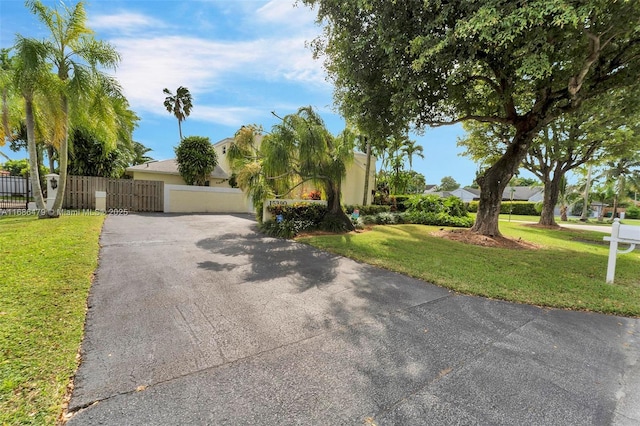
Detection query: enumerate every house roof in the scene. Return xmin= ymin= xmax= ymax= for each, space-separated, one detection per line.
xmin=126 ymin=159 xmax=229 ymax=179
xmin=503 ymin=186 xmax=543 ymax=201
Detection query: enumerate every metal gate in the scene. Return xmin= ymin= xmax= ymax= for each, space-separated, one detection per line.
xmin=0 ymin=174 xmax=30 ymax=210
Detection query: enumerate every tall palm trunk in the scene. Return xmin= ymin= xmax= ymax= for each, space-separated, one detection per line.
xmin=363 ymin=138 xmax=371 ymax=205
xmin=579 ymin=164 xmax=592 ymax=221
xmin=25 ymin=96 xmax=45 ymax=210
xmin=51 ymin=95 xmax=68 ymax=214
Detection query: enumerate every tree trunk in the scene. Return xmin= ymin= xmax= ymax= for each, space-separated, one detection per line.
xmin=611 ymin=195 xmax=618 ymax=220
xmin=539 ymin=176 xmax=561 ymax=226
xmin=25 ymin=97 xmax=45 ymax=210
xmin=50 ymin=95 xmax=68 ymax=215
xmin=560 ymin=205 xmax=568 ymax=221
xmin=47 ymin=145 xmax=55 ymax=173
xmin=2 ymin=87 xmax=10 ymax=140
xmin=579 ymin=164 xmax=592 ymax=221
xmin=472 ymin=129 xmax=534 ymax=236
xmin=363 ymin=138 xmax=371 ymax=205
xmin=325 ymin=179 xmax=355 ymax=231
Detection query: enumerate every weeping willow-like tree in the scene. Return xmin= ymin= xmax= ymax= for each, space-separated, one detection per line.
xmin=229 ymin=106 xmax=356 ymax=230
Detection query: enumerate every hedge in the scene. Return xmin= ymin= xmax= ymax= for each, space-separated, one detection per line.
xmin=466 ymin=201 xmax=539 ymax=216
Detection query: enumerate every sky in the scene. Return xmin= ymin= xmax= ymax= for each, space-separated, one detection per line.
xmin=1 ymin=0 xmax=483 ymax=187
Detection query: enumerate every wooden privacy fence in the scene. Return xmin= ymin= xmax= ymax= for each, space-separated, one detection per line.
xmin=64 ymin=175 xmax=163 ymax=212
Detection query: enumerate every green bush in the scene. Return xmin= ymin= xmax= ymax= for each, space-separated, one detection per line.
xmin=359 ymin=211 xmax=473 ymax=228
xmin=401 ymin=211 xmax=474 ymax=227
xmin=443 ymin=196 xmax=468 ymax=217
xmin=404 ymin=194 xmax=446 ymax=214
xmin=466 ymin=200 xmax=539 ymax=216
xmin=262 ymin=202 xmax=328 ymax=238
xmin=318 ymin=215 xmax=350 ymax=233
xmin=344 ymin=204 xmax=391 ymax=215
xmin=404 ymin=195 xmax=468 ymax=217
xmin=625 ymin=205 xmax=640 ymax=219
xmin=267 ymin=202 xmax=327 ymax=223
xmin=393 ymin=195 xmax=411 ymax=212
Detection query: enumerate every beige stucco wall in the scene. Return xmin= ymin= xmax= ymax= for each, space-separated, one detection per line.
xmin=341 ymin=153 xmax=376 ymax=206
xmin=212 ymin=136 xmax=376 ymax=206
xmin=164 ymin=185 xmax=252 ymax=213
xmin=214 ymin=138 xmax=234 ymax=175
xmin=131 ymin=171 xmax=229 ymax=188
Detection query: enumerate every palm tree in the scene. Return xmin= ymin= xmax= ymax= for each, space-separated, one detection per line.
xmin=229 ymin=107 xmax=355 ymax=230
xmin=601 ymin=154 xmax=640 ymax=219
xmin=12 ymin=37 xmax=49 ymax=210
xmin=401 ymin=139 xmax=424 ymax=171
xmin=163 ymin=86 xmax=192 ymax=141
xmin=25 ymin=0 xmax=121 ymax=214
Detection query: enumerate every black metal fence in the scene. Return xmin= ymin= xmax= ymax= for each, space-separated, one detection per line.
xmin=0 ymin=174 xmax=31 ymax=210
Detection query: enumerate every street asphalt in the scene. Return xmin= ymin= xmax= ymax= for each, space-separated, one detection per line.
xmin=66 ymin=213 xmax=639 ymax=425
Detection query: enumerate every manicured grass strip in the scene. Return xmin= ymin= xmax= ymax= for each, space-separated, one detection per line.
xmin=0 ymin=214 xmax=104 ymax=425
xmin=297 ymin=222 xmax=640 ymax=317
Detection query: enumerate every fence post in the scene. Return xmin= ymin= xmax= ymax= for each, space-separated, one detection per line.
xmin=605 ymin=219 xmax=621 ymax=284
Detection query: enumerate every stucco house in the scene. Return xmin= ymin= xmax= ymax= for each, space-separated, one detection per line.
xmin=127 ymin=159 xmax=230 ymax=187
xmin=125 ymin=137 xmax=376 ymax=213
xmin=212 ymin=137 xmax=376 ymax=206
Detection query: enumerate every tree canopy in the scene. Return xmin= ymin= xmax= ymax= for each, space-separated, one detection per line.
xmin=303 ymin=0 xmax=640 ymax=235
xmin=174 ymin=135 xmax=218 ymax=186
xmin=229 ymin=107 xmax=356 ymax=230
xmin=163 ymin=86 xmax=193 ymax=141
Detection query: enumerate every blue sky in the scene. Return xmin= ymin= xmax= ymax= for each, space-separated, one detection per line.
xmin=1 ymin=0 xmax=483 ymax=187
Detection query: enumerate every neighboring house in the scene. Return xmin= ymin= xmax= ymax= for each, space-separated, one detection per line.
xmin=451 ymin=188 xmax=479 ymax=202
xmin=428 ymin=186 xmax=543 ymax=203
xmin=423 ymin=185 xmax=438 ymax=194
xmin=126 ymin=159 xmax=230 ymax=187
xmin=503 ymin=186 xmax=543 ymax=202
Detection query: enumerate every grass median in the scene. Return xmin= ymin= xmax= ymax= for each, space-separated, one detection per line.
xmin=297 ymin=221 xmax=640 ymax=317
xmin=0 ymin=214 xmax=104 ymax=425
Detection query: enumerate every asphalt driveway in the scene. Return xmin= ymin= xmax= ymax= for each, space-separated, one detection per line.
xmin=67 ymin=214 xmax=639 ymax=425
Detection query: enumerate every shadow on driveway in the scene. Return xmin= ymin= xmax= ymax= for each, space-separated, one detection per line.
xmin=67 ymin=214 xmax=640 ymax=425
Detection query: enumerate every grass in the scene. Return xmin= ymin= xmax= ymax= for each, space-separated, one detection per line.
xmin=297 ymin=221 xmax=640 ymax=317
xmin=0 ymin=214 xmax=104 ymax=425
xmin=497 ymin=213 xmax=640 ymax=227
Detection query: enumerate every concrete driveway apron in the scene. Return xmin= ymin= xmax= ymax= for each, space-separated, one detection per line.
xmin=67 ymin=214 xmax=640 ymax=425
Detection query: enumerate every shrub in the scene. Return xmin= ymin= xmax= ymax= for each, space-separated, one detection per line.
xmin=401 ymin=211 xmax=474 ymax=227
xmin=344 ymin=204 xmax=391 ymax=215
xmin=625 ymin=205 xmax=640 ymax=219
xmin=174 ymin=136 xmax=218 ymax=186
xmin=318 ymin=215 xmax=350 ymax=233
xmin=267 ymin=202 xmax=327 ymax=223
xmin=467 ymin=200 xmax=539 ymax=216
xmin=404 ymin=194 xmax=468 ymax=217
xmin=262 ymin=202 xmax=328 ymax=237
xmin=443 ymin=196 xmax=468 ymax=217
xmin=404 ymin=194 xmax=446 ymax=214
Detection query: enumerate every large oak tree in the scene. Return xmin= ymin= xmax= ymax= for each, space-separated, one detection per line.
xmin=303 ymin=0 xmax=640 ymax=236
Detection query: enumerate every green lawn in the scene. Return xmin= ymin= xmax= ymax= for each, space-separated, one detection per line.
xmin=298 ymin=221 xmax=640 ymax=317
xmin=0 ymin=214 xmax=104 ymax=425
xmin=498 ymin=213 xmax=640 ymax=227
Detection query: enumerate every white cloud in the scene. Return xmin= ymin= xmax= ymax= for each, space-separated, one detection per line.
xmin=110 ymin=34 xmax=328 ymax=119
xmin=256 ymin=1 xmax=316 ymax=26
xmin=191 ymin=106 xmax=263 ymax=127
xmin=90 ymin=12 xmax=165 ymax=33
